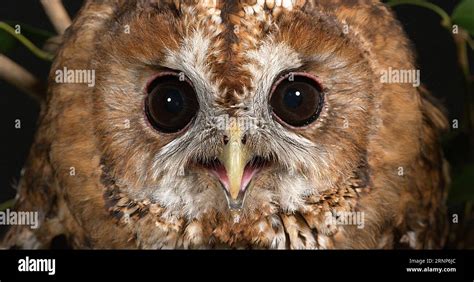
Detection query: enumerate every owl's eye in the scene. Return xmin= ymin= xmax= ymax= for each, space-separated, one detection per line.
xmin=145 ymin=74 xmax=199 ymax=133
xmin=270 ymin=74 xmax=324 ymax=127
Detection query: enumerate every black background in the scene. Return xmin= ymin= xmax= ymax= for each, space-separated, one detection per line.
xmin=0 ymin=250 xmax=473 ymax=281
xmin=0 ymin=0 xmax=83 ymax=203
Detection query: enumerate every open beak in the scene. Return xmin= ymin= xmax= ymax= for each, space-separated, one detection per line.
xmin=216 ymin=122 xmax=253 ymax=211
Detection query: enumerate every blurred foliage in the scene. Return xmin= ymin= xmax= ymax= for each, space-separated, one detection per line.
xmin=0 ymin=199 xmax=15 ymax=212
xmin=452 ymin=0 xmax=474 ymax=36
xmin=449 ymin=164 xmax=474 ymax=202
xmin=0 ymin=21 xmax=54 ymax=60
xmin=0 ymin=21 xmax=54 ymax=211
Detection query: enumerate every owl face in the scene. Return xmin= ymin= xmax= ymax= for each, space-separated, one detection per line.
xmin=92 ymin=1 xmax=375 ymax=225
xmin=2 ymin=0 xmax=447 ymax=250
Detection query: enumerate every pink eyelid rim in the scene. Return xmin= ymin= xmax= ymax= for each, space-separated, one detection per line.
xmin=270 ymin=71 xmax=323 ymax=94
xmin=270 ymin=72 xmax=324 ymax=130
xmin=144 ymin=71 xmax=194 ymax=94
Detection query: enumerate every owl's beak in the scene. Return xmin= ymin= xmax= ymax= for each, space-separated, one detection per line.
xmin=218 ymin=122 xmax=252 ymax=210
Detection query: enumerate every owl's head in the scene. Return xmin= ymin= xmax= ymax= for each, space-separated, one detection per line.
xmin=49 ymin=0 xmax=443 ymax=248
xmin=89 ymin=0 xmax=377 ymax=221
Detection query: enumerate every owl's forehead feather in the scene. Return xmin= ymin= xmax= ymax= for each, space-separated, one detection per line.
xmin=131 ymin=0 xmax=311 ymax=33
xmin=141 ymin=0 xmax=307 ymax=16
xmin=103 ymin=0 xmax=370 ymax=106
xmin=117 ymin=1 xmax=314 ymax=102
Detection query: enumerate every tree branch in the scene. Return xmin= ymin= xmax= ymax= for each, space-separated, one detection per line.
xmin=40 ymin=0 xmax=72 ymax=34
xmin=0 ymin=54 xmax=46 ymax=102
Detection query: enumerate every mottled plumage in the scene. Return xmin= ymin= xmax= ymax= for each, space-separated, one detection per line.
xmin=2 ymin=0 xmax=448 ymax=249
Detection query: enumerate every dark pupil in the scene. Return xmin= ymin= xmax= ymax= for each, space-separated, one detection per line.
xmin=163 ymin=89 xmax=184 ymax=113
xmin=284 ymin=88 xmax=303 ymax=109
xmin=146 ymin=75 xmax=198 ymax=133
xmin=270 ymin=75 xmax=323 ymax=127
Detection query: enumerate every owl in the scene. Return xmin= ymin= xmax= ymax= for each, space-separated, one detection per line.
xmin=2 ymin=0 xmax=449 ymax=249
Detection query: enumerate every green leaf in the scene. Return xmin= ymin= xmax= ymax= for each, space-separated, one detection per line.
xmin=0 ymin=198 xmax=15 ymax=211
xmin=452 ymin=0 xmax=474 ymax=36
xmin=448 ymin=164 xmax=474 ymax=203
xmin=0 ymin=28 xmax=17 ymax=53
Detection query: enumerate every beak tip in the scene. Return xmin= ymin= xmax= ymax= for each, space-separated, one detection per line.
xmin=225 ymin=190 xmax=245 ymax=210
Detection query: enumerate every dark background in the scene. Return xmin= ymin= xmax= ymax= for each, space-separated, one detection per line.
xmin=0 ymin=0 xmax=83 ymax=201
xmin=0 ymin=0 xmax=472 ymax=247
